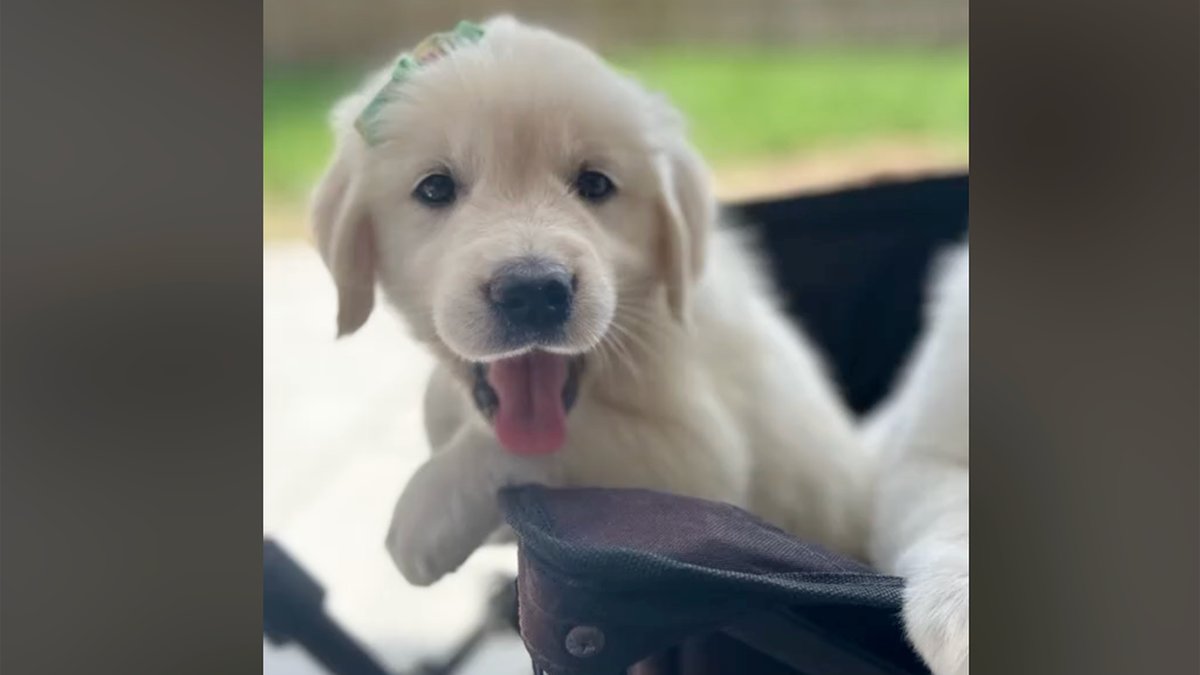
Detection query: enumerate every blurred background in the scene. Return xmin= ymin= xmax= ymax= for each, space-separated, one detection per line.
xmin=263 ymin=0 xmax=968 ymax=240
xmin=263 ymin=2 xmax=967 ymax=674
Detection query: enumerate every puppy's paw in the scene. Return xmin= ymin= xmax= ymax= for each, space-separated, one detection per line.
xmin=386 ymin=511 xmax=462 ymax=587
xmin=384 ymin=460 xmax=493 ymax=587
xmin=901 ymin=545 xmax=969 ymax=675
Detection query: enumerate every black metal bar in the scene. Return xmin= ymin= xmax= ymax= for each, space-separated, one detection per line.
xmin=264 ymin=538 xmax=395 ymax=675
xmin=265 ymin=538 xmax=522 ymax=675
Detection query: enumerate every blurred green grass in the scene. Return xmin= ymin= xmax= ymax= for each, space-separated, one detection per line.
xmin=264 ymin=49 xmax=968 ymax=199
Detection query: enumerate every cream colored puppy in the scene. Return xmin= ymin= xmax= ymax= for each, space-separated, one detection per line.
xmin=866 ymin=243 xmax=969 ymax=675
xmin=310 ymin=16 xmax=873 ymax=587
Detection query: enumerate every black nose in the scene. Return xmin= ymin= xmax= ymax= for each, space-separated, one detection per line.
xmin=489 ymin=263 xmax=574 ymax=333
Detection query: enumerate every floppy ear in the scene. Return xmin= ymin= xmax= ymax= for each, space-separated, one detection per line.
xmin=653 ymin=137 xmax=714 ymax=326
xmin=309 ymin=137 xmax=376 ymax=337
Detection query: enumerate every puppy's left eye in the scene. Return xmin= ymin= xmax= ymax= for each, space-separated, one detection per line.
xmin=573 ymin=170 xmax=616 ymax=203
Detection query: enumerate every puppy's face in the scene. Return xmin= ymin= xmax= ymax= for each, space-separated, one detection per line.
xmin=311 ymin=17 xmax=713 ymax=457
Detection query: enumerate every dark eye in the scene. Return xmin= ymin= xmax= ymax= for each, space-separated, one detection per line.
xmin=573 ymin=170 xmax=616 ymax=203
xmin=413 ymin=174 xmax=456 ymax=206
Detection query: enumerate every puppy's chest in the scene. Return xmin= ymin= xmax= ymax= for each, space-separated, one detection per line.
xmin=557 ymin=398 xmax=752 ymax=506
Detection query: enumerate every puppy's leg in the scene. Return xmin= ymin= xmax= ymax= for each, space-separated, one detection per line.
xmin=386 ymin=426 xmax=560 ymax=586
xmin=423 ymin=366 xmax=519 ymax=547
xmin=870 ymin=245 xmax=969 ymax=675
xmin=423 ymin=364 xmax=470 ymax=452
xmin=889 ymin=471 xmax=969 ymax=675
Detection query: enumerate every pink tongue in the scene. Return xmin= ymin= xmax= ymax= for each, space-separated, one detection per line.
xmin=486 ymin=352 xmax=569 ymax=456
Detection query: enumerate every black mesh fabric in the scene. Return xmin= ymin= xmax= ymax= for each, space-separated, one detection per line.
xmin=501 ymin=174 xmax=969 ymax=675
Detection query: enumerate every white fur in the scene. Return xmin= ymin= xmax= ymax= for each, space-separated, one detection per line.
xmin=309 ymin=16 xmax=874 ymax=588
xmin=866 ymin=243 xmax=969 ymax=675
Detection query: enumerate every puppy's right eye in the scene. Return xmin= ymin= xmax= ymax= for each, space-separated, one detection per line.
xmin=413 ymin=174 xmax=456 ymax=206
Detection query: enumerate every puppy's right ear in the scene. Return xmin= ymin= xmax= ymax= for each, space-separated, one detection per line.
xmin=309 ymin=121 xmax=376 ymax=337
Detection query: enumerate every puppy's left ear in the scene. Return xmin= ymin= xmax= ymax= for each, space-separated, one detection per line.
xmin=653 ymin=134 xmax=715 ymax=327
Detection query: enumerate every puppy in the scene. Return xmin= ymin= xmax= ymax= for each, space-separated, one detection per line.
xmin=866 ymin=243 xmax=969 ymax=675
xmin=309 ymin=16 xmax=874 ymax=587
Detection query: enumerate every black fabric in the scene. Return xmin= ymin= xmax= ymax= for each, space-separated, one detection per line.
xmin=728 ymin=173 xmax=968 ymax=415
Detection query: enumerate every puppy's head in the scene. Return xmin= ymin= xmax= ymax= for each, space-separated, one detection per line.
xmin=310 ymin=16 xmax=714 ymax=456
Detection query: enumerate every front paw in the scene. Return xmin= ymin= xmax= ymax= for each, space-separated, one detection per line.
xmin=386 ymin=509 xmax=462 ymax=586
xmin=902 ymin=551 xmax=969 ymax=675
xmin=384 ymin=461 xmax=494 ymax=587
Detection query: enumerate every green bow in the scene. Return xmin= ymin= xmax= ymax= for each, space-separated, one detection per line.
xmin=355 ymin=21 xmax=487 ymax=146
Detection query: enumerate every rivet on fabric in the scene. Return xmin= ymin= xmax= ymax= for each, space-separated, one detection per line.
xmin=564 ymin=625 xmax=605 ymax=658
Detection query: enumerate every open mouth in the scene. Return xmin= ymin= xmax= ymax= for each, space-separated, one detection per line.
xmin=471 ymin=352 xmax=583 ymax=457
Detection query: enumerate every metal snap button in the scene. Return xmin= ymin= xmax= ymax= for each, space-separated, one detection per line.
xmin=564 ymin=625 xmax=605 ymax=658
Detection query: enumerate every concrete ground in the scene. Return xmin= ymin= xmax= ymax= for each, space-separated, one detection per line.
xmin=263 ymin=243 xmax=530 ymax=675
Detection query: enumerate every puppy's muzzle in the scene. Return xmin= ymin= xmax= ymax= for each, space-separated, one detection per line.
xmin=488 ymin=260 xmax=575 ymax=342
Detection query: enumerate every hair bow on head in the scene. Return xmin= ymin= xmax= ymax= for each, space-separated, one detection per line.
xmin=355 ymin=21 xmax=487 ymax=146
